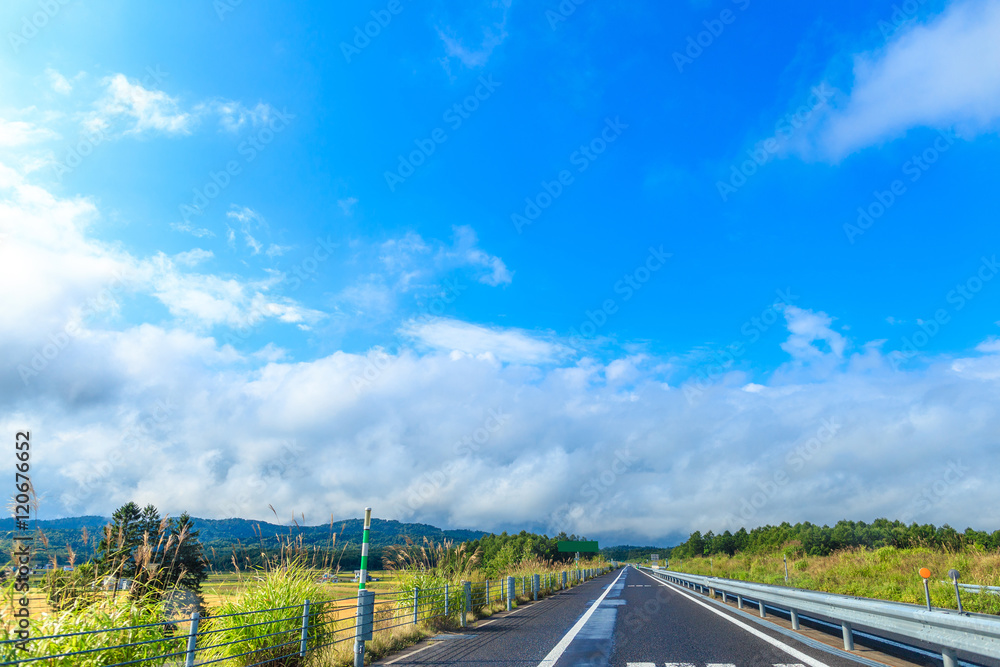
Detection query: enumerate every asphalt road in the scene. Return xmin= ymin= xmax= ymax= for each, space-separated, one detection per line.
xmin=375 ymin=566 xmax=867 ymax=667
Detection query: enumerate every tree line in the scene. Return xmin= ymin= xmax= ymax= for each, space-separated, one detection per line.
xmin=668 ymin=519 xmax=1000 ymax=559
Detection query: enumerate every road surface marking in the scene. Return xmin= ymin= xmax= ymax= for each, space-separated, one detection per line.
xmin=384 ymin=641 xmax=435 ymax=664
xmin=640 ymin=571 xmax=832 ymax=667
xmin=535 ymin=568 xmax=626 ymax=667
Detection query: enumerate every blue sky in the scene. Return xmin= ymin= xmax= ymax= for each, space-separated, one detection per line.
xmin=2 ymin=0 xmax=1000 ymax=545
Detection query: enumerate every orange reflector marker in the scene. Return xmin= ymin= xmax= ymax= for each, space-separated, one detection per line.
xmin=919 ymin=567 xmax=931 ymax=579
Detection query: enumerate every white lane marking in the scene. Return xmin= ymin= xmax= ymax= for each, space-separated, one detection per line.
xmin=639 ymin=571 xmax=832 ymax=667
xmin=535 ymin=569 xmax=626 ymax=667
xmin=626 ymin=663 xmax=657 ymax=666
xmin=384 ymin=641 xmax=435 ymax=664
xmin=664 ymin=663 xmax=697 ymax=667
xmin=706 ymin=664 xmax=735 ymax=667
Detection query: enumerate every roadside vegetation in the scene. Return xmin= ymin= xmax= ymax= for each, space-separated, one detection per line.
xmin=660 ymin=519 xmax=1000 ymax=615
xmin=2 ymin=505 xmax=606 ymax=665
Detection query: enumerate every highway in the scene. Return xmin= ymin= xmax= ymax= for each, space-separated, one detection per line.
xmin=375 ymin=566 xmax=867 ymax=667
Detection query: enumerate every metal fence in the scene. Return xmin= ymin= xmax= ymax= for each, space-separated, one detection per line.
xmin=0 ymin=566 xmax=612 ymax=666
xmin=639 ymin=566 xmax=1000 ymax=667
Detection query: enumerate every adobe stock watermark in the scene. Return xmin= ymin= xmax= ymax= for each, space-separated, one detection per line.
xmin=393 ymin=408 xmax=510 ymax=520
xmin=877 ymin=0 xmax=931 ymax=40
xmin=545 ymin=0 xmax=586 ymax=30
xmin=716 ymin=84 xmax=834 ymax=202
xmin=178 ymin=108 xmax=295 ymax=223
xmin=213 ymin=0 xmax=244 ymax=21
xmin=351 ymin=277 xmax=467 ymax=393
xmin=723 ymin=417 xmax=841 ymax=528
xmin=511 ymin=116 xmax=628 ymax=233
xmin=672 ymin=0 xmax=751 ymax=74
xmin=60 ymin=399 xmax=175 ymax=512
xmin=683 ymin=288 xmax=799 ymax=402
xmin=340 ymin=0 xmax=407 ymax=63
xmin=548 ymin=449 xmax=637 ymax=536
xmin=18 ymin=270 xmax=133 ymax=386
xmin=887 ymin=255 xmax=999 ymax=370
xmin=843 ymin=130 xmax=956 ymax=244
xmin=384 ymin=76 xmax=501 ymax=192
xmin=899 ymin=460 xmax=967 ymax=524
xmin=53 ymin=66 xmax=169 ymax=180
xmin=7 ymin=0 xmax=75 ymax=54
xmin=569 ymin=246 xmax=671 ymax=346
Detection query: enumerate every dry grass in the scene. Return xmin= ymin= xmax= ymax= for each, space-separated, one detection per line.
xmin=669 ymin=546 xmax=1000 ymax=614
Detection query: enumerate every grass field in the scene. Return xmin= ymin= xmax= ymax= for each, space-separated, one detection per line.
xmin=665 ymin=546 xmax=1000 ymax=615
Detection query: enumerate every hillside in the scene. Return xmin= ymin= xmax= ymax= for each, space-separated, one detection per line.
xmin=0 ymin=515 xmax=486 ymax=571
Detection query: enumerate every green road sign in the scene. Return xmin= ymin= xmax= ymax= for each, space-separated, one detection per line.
xmin=558 ymin=540 xmax=599 ymax=553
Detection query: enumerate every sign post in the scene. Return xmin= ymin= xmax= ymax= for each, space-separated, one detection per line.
xmin=354 ymin=508 xmax=374 ymax=667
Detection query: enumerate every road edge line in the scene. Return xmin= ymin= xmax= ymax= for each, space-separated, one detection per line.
xmin=637 ymin=569 xmax=889 ymax=667
xmin=639 ymin=569 xmax=833 ymax=667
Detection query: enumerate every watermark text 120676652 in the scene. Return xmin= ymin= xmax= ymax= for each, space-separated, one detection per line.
xmin=14 ymin=430 xmax=33 ymax=650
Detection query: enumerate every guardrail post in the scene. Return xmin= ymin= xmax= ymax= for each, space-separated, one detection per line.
xmin=486 ymin=579 xmax=490 ymax=606
xmin=709 ymin=587 xmax=715 ymax=598
xmin=507 ymin=576 xmax=515 ymax=611
xmin=758 ymin=600 xmax=766 ymax=618
xmin=533 ymin=574 xmax=539 ymax=601
xmin=299 ymin=600 xmax=310 ymax=657
xmin=413 ymin=587 xmax=419 ymax=625
xmin=842 ymin=622 xmax=854 ymax=651
xmin=445 ymin=583 xmax=450 ymax=617
xmin=790 ymin=608 xmax=799 ymax=630
xmin=942 ymin=648 xmax=959 ymax=667
xmin=562 ymin=571 xmax=567 ymax=590
xmin=184 ymin=611 xmax=200 ymax=667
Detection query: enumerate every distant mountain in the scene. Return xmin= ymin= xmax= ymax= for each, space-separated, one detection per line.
xmin=0 ymin=515 xmax=487 ymax=570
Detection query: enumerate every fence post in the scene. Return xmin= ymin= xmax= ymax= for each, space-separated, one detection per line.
xmin=184 ymin=611 xmax=200 ymax=667
xmin=507 ymin=576 xmax=515 ymax=611
xmin=299 ymin=600 xmax=310 ymax=658
xmin=532 ymin=574 xmax=539 ymax=601
xmin=460 ymin=580 xmax=467 ymax=628
xmin=562 ymin=571 xmax=566 ymax=590
xmin=486 ymin=579 xmax=490 ymax=606
xmin=464 ymin=580 xmax=472 ymax=625
xmin=445 ymin=582 xmax=450 ymax=617
xmin=413 ymin=587 xmax=419 ymax=625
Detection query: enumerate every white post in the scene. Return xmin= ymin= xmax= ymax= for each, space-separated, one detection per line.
xmin=299 ymin=600 xmax=310 ymax=657
xmin=184 ymin=612 xmax=200 ymax=667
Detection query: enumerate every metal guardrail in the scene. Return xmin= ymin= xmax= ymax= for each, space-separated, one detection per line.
xmin=639 ymin=567 xmax=1000 ymax=667
xmin=0 ymin=566 xmax=613 ymax=665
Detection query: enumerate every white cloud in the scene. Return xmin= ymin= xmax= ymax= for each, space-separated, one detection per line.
xmin=171 ymin=221 xmax=216 ymax=239
xmin=441 ymin=225 xmax=512 ymax=286
xmin=815 ymin=0 xmax=1000 ymax=157
xmin=338 ymin=197 xmax=358 ymax=216
xmin=199 ymin=100 xmax=273 ymax=133
xmin=436 ymin=0 xmax=511 ymax=72
xmin=0 ymin=118 xmax=59 ymax=147
xmin=174 ymin=248 xmax=214 ymax=267
xmin=780 ymin=306 xmax=848 ymax=361
xmin=87 ymin=74 xmax=194 ymax=136
xmin=226 ymin=205 xmax=268 ymax=255
xmin=402 ymin=317 xmax=569 ymax=364
xmin=45 ymin=68 xmax=73 ymax=95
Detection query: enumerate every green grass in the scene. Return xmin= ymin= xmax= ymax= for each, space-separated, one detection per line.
xmin=668 ymin=546 xmax=1000 ymax=615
